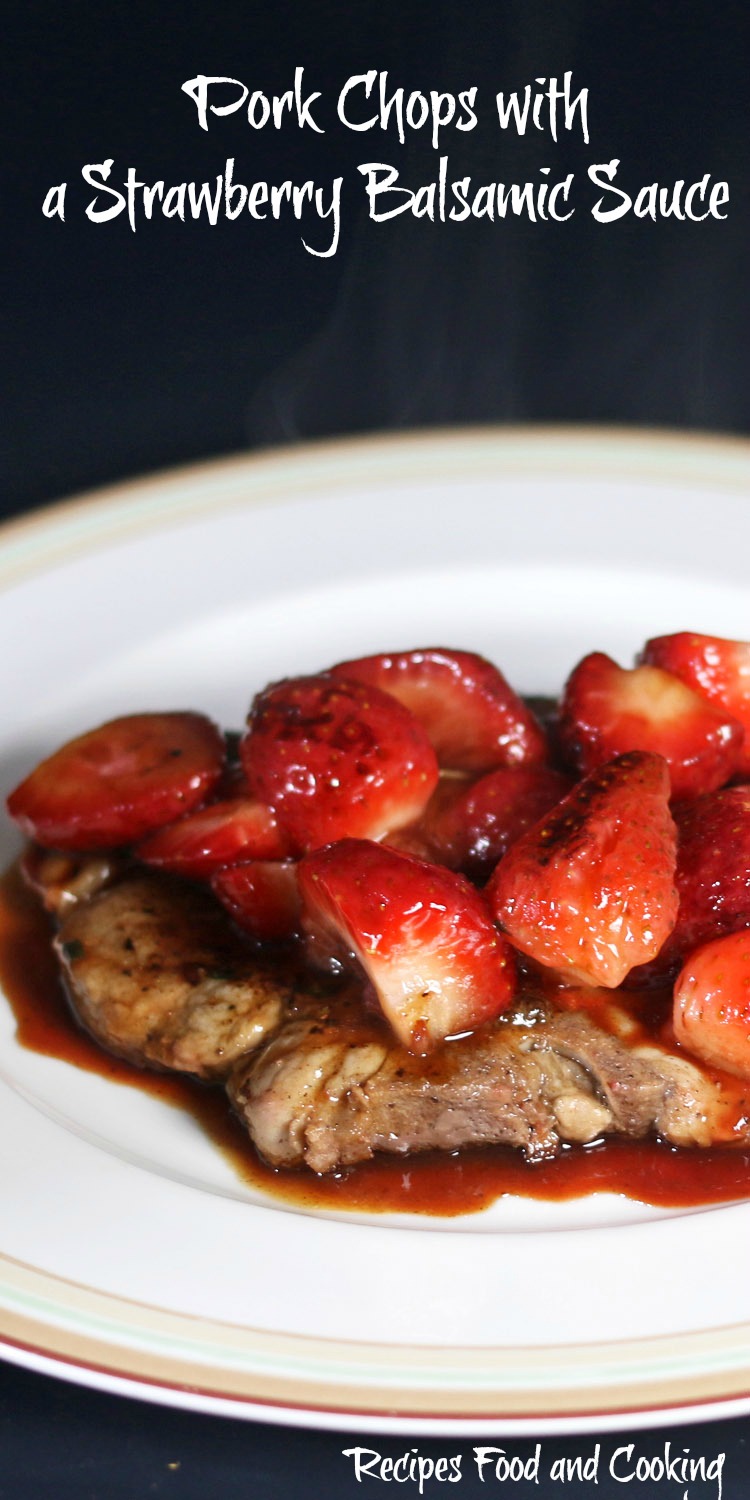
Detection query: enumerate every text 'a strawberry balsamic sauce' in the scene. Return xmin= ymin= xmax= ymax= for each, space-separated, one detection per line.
xmin=3 ymin=863 xmax=750 ymax=1219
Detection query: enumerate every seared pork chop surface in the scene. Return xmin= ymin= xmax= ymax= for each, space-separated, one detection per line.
xmin=55 ymin=874 xmax=297 ymax=1078
xmin=230 ymin=991 xmax=722 ymax=1174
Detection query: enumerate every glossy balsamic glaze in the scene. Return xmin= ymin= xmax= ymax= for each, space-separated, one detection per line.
xmin=2 ymin=863 xmax=750 ymax=1217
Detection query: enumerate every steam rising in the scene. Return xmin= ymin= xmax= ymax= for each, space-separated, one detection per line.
xmin=247 ymin=3 xmax=745 ymax=443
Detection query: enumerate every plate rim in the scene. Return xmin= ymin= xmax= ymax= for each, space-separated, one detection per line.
xmin=1 ymin=1246 xmax=750 ymax=1432
xmin=3 ymin=423 xmax=750 ymax=590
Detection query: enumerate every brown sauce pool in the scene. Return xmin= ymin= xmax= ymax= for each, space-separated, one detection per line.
xmin=2 ymin=863 xmax=750 ymax=1217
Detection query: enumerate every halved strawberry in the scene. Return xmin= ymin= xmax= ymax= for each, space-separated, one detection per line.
xmin=415 ymin=764 xmax=573 ymax=881
xmin=641 ymin=632 xmax=750 ymax=774
xmin=487 ymin=751 xmax=678 ymax=987
xmin=330 ymin=648 xmax=547 ymax=772
xmin=297 ymin=839 xmax=516 ymax=1052
xmin=674 ymin=931 xmax=750 ymax=1079
xmin=634 ymin=787 xmax=750 ymax=982
xmin=212 ymin=860 xmax=301 ymax=942
xmin=241 ymin=674 xmax=439 ymax=854
xmin=384 ymin=776 xmax=467 ymax=863
xmin=7 ymin=712 xmax=225 ymax=851
xmin=559 ymin=652 xmax=742 ymax=798
xmin=136 ymin=797 xmax=288 ymax=877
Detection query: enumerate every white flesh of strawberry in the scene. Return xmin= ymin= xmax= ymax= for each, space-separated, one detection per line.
xmin=618 ymin=664 xmax=707 ymax=723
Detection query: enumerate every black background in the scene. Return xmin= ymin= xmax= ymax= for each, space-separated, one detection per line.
xmin=3 ymin=2 xmax=750 ymax=1494
xmin=5 ymin=0 xmax=749 ymax=516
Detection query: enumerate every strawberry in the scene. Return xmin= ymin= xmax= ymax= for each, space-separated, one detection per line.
xmin=7 ymin=712 xmax=225 ymax=851
xmin=383 ymin=776 xmax=467 ymax=864
xmin=137 ymin=796 xmax=288 ymax=877
xmin=330 ymin=647 xmax=547 ymax=772
xmin=297 ymin=839 xmax=516 ymax=1051
xmin=631 ymin=787 xmax=750 ymax=983
xmin=413 ymin=764 xmax=573 ymax=881
xmin=486 ymin=751 xmax=678 ymax=987
xmin=559 ymin=651 xmax=742 ymax=798
xmin=641 ymin=632 xmax=750 ymax=774
xmin=674 ymin=931 xmax=750 ymax=1079
xmin=212 ymin=860 xmax=301 ymax=942
xmin=241 ymin=674 xmax=439 ymax=854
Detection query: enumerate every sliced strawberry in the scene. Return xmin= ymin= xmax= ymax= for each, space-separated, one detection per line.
xmin=330 ymin=648 xmax=547 ymax=773
xmin=487 ymin=751 xmax=678 ymax=987
xmin=241 ymin=674 xmax=439 ymax=854
xmin=383 ymin=776 xmax=466 ymax=864
xmin=559 ymin=651 xmax=742 ymax=797
xmin=136 ymin=797 xmax=288 ymax=878
xmin=631 ymin=787 xmax=750 ymax=985
xmin=671 ymin=786 xmax=750 ymax=949
xmin=212 ymin=860 xmax=301 ymax=942
xmin=641 ymin=632 xmax=750 ymax=774
xmin=415 ymin=764 xmax=573 ymax=881
xmin=674 ymin=931 xmax=750 ymax=1079
xmin=7 ymin=712 xmax=225 ymax=851
xmin=298 ymin=839 xmax=516 ymax=1052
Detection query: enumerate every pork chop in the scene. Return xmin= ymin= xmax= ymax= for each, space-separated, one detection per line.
xmin=229 ymin=989 xmax=723 ymax=1173
xmin=55 ymin=873 xmax=298 ymax=1078
xmin=43 ymin=862 xmax=733 ymax=1174
xmin=21 ymin=844 xmax=126 ymax=916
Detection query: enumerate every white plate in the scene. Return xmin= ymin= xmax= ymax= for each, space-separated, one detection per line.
xmin=1 ymin=427 xmax=750 ymax=1435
